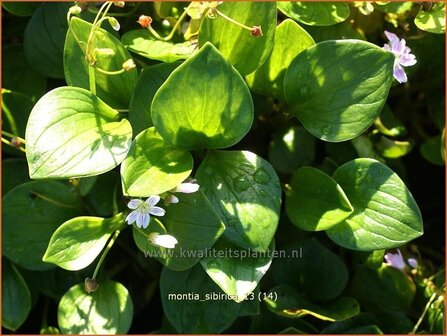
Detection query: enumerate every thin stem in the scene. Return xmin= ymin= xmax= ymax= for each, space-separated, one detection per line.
xmin=87 ymin=2 xmax=140 ymax=17
xmin=92 ymin=229 xmax=121 ymax=281
xmin=411 ymin=291 xmax=439 ymax=334
xmin=1 ymin=138 xmax=26 ymax=153
xmin=88 ymin=65 xmax=96 ymax=95
xmin=29 ymin=191 xmax=80 ymax=209
xmin=215 ymin=9 xmax=252 ymax=31
xmin=94 ymin=66 xmax=125 ymax=76
xmin=147 ymin=9 xmax=188 ymax=41
xmin=2 ymin=130 xmax=25 ymax=143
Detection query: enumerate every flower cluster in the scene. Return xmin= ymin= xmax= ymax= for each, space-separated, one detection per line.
xmin=125 ymin=181 xmax=200 ymax=249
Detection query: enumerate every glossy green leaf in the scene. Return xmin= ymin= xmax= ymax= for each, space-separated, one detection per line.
xmin=375 ymin=136 xmax=414 ymax=159
xmin=133 ymin=190 xmax=225 ymax=271
xmin=415 ymin=2 xmax=446 ymax=34
xmin=84 ymin=171 xmax=122 ymax=217
xmin=58 ymin=280 xmax=133 ymax=334
xmin=271 ymin=238 xmax=349 ymax=301
xmin=2 ymin=2 xmax=39 ymax=16
xmin=160 ymin=265 xmax=241 ymax=333
xmin=420 ymin=135 xmax=444 ymax=166
xmin=277 ymin=2 xmax=350 ymax=26
xmin=2 ymin=45 xmax=46 ymax=101
xmin=320 ymin=312 xmax=379 ymax=334
xmin=24 ymin=3 xmax=70 ymax=78
xmin=200 ymin=239 xmax=274 ymax=303
xmin=196 ymin=150 xmax=281 ymax=252
xmin=43 ymin=214 xmax=123 ymax=271
xmin=327 ymin=158 xmax=423 ymax=250
xmin=198 ymin=2 xmax=277 ymax=75
xmin=2 ymin=261 xmax=31 ymax=331
xmin=121 ymin=127 xmax=193 ymax=196
xmin=284 ymin=40 xmax=394 ymax=142
xmin=375 ymin=2 xmax=413 ymax=14
xmin=286 ymin=166 xmax=354 ymax=231
xmin=151 ymin=42 xmax=254 ymax=149
xmin=305 ymin=21 xmax=365 ymax=42
xmin=3 ymin=181 xmax=82 ymax=270
xmin=351 ymin=264 xmax=416 ymax=313
xmin=268 ymin=126 xmax=316 ymax=175
xmin=64 ymin=17 xmax=138 ymax=109
xmin=266 ymin=285 xmax=359 ymax=322
xmin=122 ymin=29 xmax=196 ymax=62
xmin=352 ymin=250 xmax=385 ymax=269
xmin=2 ymin=159 xmax=30 ymax=194
xmin=246 ymin=19 xmax=314 ymax=100
xmin=25 ymin=86 xmax=132 ymax=179
xmin=128 ymin=62 xmax=180 ymax=135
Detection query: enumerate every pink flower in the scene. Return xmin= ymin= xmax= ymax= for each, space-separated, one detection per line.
xmin=383 ymin=31 xmax=417 ymax=83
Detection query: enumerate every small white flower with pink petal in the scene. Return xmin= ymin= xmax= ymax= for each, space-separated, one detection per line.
xmin=383 ymin=30 xmax=417 ymax=84
xmin=126 ymin=196 xmax=165 ymax=229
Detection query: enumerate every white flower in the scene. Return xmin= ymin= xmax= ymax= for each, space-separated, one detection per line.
xmin=164 ymin=194 xmax=179 ymax=206
xmin=383 ymin=30 xmax=417 ymax=84
xmin=108 ymin=17 xmax=121 ymax=31
xmin=148 ymin=232 xmax=178 ymax=249
xmin=174 ymin=182 xmax=200 ymax=193
xmin=126 ymin=196 xmax=165 ymax=229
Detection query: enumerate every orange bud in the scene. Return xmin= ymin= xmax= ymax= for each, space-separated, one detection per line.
xmin=250 ymin=26 xmax=262 ymax=37
xmin=138 ymin=15 xmax=152 ymax=28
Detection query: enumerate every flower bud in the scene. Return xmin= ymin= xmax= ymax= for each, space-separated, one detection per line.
xmin=138 ymin=15 xmax=152 ymax=28
xmin=10 ymin=137 xmax=21 ymax=148
xmin=94 ymin=48 xmax=115 ymax=57
xmin=174 ymin=182 xmax=200 ymax=194
xmin=148 ymin=232 xmax=178 ymax=249
xmin=122 ymin=59 xmax=136 ymax=71
xmin=84 ymin=277 xmax=98 ymax=293
xmin=68 ymin=5 xmax=82 ymax=15
xmin=164 ymin=194 xmax=179 ymax=206
xmin=108 ymin=17 xmax=120 ymax=31
xmin=250 ymin=26 xmax=262 ymax=37
xmin=113 ymin=1 xmax=125 ymax=8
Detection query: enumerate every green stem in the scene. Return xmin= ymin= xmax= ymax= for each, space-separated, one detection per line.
xmin=92 ymin=229 xmax=121 ymax=281
xmin=1 ymin=138 xmax=26 ymax=153
xmin=215 ymin=9 xmax=253 ymax=31
xmin=411 ymin=291 xmax=439 ymax=334
xmin=2 ymin=130 xmax=25 ymax=143
xmin=94 ymin=66 xmax=125 ymax=76
xmin=87 ymin=2 xmax=140 ymax=17
xmin=147 ymin=9 xmax=188 ymax=41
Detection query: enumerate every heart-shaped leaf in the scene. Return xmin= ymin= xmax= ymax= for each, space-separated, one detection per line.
xmin=246 ymin=19 xmax=315 ymax=100
xmin=284 ymin=40 xmax=394 ymax=142
xmin=198 ymin=2 xmax=277 ymax=75
xmin=58 ymin=280 xmax=133 ymax=334
xmin=326 ymin=158 xmax=423 ymax=250
xmin=26 ymin=86 xmax=132 ymax=179
xmin=121 ymin=127 xmax=193 ymax=196
xmin=3 ymin=181 xmax=82 ymax=270
xmin=196 ymin=150 xmax=281 ymax=252
xmin=43 ymin=214 xmax=123 ymax=271
xmin=277 ymin=2 xmax=350 ymax=26
xmin=64 ymin=17 xmax=137 ymax=109
xmin=151 ymin=42 xmax=254 ymax=149
xmin=286 ymin=166 xmax=354 ymax=231
xmin=200 ymin=238 xmax=274 ymax=302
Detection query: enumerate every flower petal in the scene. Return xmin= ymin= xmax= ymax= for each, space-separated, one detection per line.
xmin=399 ymin=54 xmax=417 ymax=67
xmin=127 ymin=199 xmax=142 ymax=209
xmin=384 ymin=249 xmax=406 ymax=270
xmin=148 ymin=233 xmax=178 ymax=249
xmin=393 ymin=63 xmax=408 ymax=83
xmin=407 ymin=258 xmax=418 ymax=268
xmin=175 ymin=182 xmax=200 ymax=193
xmin=136 ymin=212 xmax=150 ymax=229
xmin=126 ymin=210 xmax=139 ymax=224
xmin=384 ymin=30 xmax=399 ymax=47
xmin=146 ymin=195 xmax=161 ymax=206
xmin=149 ymin=206 xmax=166 ymax=217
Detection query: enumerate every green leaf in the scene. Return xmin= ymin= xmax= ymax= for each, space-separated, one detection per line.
xmin=128 ymin=62 xmax=180 ymax=135
xmin=25 ymin=86 xmax=132 ymax=179
xmin=196 ymin=150 xmax=281 ymax=252
xmin=266 ymin=285 xmax=359 ymax=322
xmin=200 ymin=238 xmax=274 ymax=303
xmin=351 ymin=264 xmax=416 ymax=313
xmin=43 ymin=214 xmax=123 ymax=271
xmin=277 ymin=2 xmax=350 ymax=26
xmin=2 ymin=2 xmax=39 ymax=16
xmin=121 ymin=127 xmax=193 ymax=196
xmin=305 ymin=21 xmax=365 ymax=42
xmin=326 ymin=158 xmax=423 ymax=250
xmin=64 ymin=17 xmax=138 ymax=109
xmin=420 ymin=135 xmax=444 ymax=166
xmin=122 ymin=29 xmax=196 ymax=62
xmin=286 ymin=166 xmax=354 ymax=231
xmin=320 ymin=312 xmax=379 ymax=334
xmin=375 ymin=136 xmax=414 ymax=159
xmin=268 ymin=126 xmax=316 ymax=175
xmin=2 ymin=260 xmax=32 ymax=331
xmin=2 ymin=159 xmax=30 ymax=194
xmin=133 ymin=190 xmax=225 ymax=271
xmin=415 ymin=2 xmax=446 ymax=34
xmin=2 ymin=45 xmax=46 ymax=101
xmin=352 ymin=250 xmax=385 ymax=269
xmin=3 ymin=181 xmax=82 ymax=270
xmin=375 ymin=1 xmax=413 ymax=14
xmin=160 ymin=264 xmax=241 ymax=333
xmin=24 ymin=3 xmax=70 ymax=78
xmin=284 ymin=40 xmax=394 ymax=142
xmin=58 ymin=280 xmax=133 ymax=334
xmin=246 ymin=19 xmax=314 ymax=100
xmin=271 ymin=238 xmax=349 ymax=301
xmin=84 ymin=172 xmax=122 ymax=217
xmin=374 ymin=105 xmax=407 ymax=137
xmin=198 ymin=2 xmax=277 ymax=75
xmin=151 ymin=42 xmax=254 ymax=149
